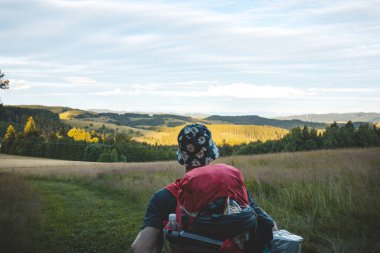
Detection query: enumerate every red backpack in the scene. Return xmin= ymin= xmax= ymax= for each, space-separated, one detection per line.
xmin=165 ymin=164 xmax=257 ymax=253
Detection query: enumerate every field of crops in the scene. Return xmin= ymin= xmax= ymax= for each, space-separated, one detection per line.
xmin=1 ymin=148 xmax=379 ymax=253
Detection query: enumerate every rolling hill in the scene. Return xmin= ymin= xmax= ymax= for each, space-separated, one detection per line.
xmin=4 ymin=105 xmax=377 ymax=147
xmin=0 ymin=106 xmax=67 ymax=137
xmin=0 ymin=105 xmax=292 ymax=146
xmin=276 ymin=112 xmax=380 ymax=123
xmin=204 ymin=115 xmax=326 ymax=129
xmin=134 ymin=124 xmax=289 ymax=146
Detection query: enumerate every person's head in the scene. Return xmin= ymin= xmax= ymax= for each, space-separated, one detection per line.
xmin=176 ymin=124 xmax=219 ymax=171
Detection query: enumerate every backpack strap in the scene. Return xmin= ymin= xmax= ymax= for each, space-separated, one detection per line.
xmin=165 ymin=179 xmax=180 ymax=198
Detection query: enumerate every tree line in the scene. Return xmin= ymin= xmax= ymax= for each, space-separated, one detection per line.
xmin=1 ymin=115 xmax=379 ymax=162
xmin=1 ymin=116 xmax=176 ymax=162
xmin=219 ymin=121 xmax=380 ymax=156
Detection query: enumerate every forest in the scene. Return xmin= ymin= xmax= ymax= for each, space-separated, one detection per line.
xmin=1 ymin=110 xmax=380 ymax=162
xmin=0 ymin=115 xmax=176 ymax=162
xmin=219 ymin=121 xmax=380 ymax=156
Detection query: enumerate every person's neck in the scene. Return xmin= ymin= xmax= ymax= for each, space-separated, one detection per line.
xmin=185 ymin=163 xmax=209 ymax=173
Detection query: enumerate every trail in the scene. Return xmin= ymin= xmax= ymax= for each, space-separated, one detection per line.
xmin=29 ymin=179 xmax=143 ymax=253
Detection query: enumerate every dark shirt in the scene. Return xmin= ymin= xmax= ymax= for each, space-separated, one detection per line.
xmin=142 ymin=188 xmax=177 ymax=230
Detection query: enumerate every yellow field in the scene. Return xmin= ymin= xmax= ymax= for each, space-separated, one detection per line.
xmin=134 ymin=124 xmax=289 ymax=146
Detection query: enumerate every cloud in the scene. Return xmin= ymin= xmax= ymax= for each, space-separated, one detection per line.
xmin=9 ymin=79 xmax=32 ymax=90
xmin=90 ymin=88 xmax=124 ymax=96
xmin=64 ymin=76 xmax=107 ymax=87
xmin=1 ymin=0 xmax=379 ymax=114
xmin=87 ymin=81 xmax=380 ymax=104
xmin=208 ymin=83 xmax=305 ymax=99
xmin=65 ymin=76 xmax=98 ymax=85
xmin=307 ymin=87 xmax=380 ymax=94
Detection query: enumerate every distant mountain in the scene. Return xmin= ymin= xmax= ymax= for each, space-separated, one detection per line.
xmin=204 ymin=115 xmax=326 ymax=129
xmin=87 ymin=109 xmax=130 ymax=114
xmin=73 ymin=112 xmax=198 ymax=128
xmin=11 ymin=105 xmax=72 ymax=114
xmin=182 ymin=113 xmax=210 ymax=119
xmin=276 ymin=113 xmax=380 ymax=123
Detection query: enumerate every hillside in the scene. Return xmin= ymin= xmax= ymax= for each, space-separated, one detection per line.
xmin=277 ymin=112 xmax=380 ymax=123
xmin=134 ymin=124 xmax=289 ymax=146
xmin=0 ymin=106 xmax=290 ymax=147
xmin=4 ymin=105 xmax=332 ymax=131
xmin=0 ymin=106 xmax=67 ymax=138
xmin=11 ymin=105 xmax=73 ymax=114
xmin=204 ymin=115 xmax=326 ymax=129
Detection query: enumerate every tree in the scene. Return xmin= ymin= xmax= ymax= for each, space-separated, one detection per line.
xmin=0 ymin=69 xmax=10 ymax=106
xmin=110 ymin=148 xmax=119 ymax=162
xmin=98 ymin=151 xmax=111 ymax=162
xmin=0 ymin=70 xmax=9 ymax=90
xmin=1 ymin=125 xmax=17 ymax=153
xmin=23 ymin=116 xmax=38 ymax=136
xmin=83 ymin=144 xmax=103 ymax=161
xmin=67 ymin=127 xmax=99 ymax=143
xmin=4 ymin=125 xmax=16 ymax=140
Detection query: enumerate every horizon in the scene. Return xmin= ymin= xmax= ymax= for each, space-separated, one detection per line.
xmin=4 ymin=103 xmax=380 ymax=119
xmin=1 ymin=0 xmax=380 ymax=115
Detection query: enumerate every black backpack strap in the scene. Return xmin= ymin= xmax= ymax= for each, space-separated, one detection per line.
xmin=245 ymin=191 xmax=275 ymax=252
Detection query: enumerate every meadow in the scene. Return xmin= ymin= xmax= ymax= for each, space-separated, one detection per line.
xmin=134 ymin=124 xmax=289 ymax=146
xmin=0 ymin=148 xmax=379 ymax=253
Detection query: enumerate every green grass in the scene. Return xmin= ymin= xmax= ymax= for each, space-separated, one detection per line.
xmin=1 ymin=148 xmax=379 ymax=253
xmin=27 ymin=178 xmax=145 ymax=253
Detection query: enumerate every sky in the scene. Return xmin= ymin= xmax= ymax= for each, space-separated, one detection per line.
xmin=1 ymin=0 xmax=380 ymax=117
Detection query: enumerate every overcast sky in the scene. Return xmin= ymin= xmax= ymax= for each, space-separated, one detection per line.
xmin=1 ymin=0 xmax=380 ymax=116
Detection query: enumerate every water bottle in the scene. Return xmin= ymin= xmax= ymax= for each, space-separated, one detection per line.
xmin=168 ymin=213 xmax=181 ymax=231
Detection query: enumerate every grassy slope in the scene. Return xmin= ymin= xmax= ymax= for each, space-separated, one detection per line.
xmin=63 ymin=119 xmax=289 ymax=146
xmin=1 ymin=148 xmax=379 ymax=253
xmin=62 ymin=119 xmax=154 ymax=136
xmin=135 ymin=124 xmax=289 ymax=146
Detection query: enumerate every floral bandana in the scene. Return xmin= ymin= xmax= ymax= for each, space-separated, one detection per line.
xmin=176 ymin=124 xmax=220 ymax=167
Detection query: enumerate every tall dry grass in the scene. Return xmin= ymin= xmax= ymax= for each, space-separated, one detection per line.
xmin=1 ymin=148 xmax=379 ymax=253
xmin=0 ymin=173 xmax=45 ymax=253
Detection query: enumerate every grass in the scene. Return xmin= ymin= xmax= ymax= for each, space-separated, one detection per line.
xmin=62 ymin=118 xmax=153 ymax=136
xmin=29 ymin=179 xmax=143 ymax=253
xmin=0 ymin=174 xmax=44 ymax=253
xmin=0 ymin=148 xmax=379 ymax=253
xmin=135 ymin=124 xmax=289 ymax=145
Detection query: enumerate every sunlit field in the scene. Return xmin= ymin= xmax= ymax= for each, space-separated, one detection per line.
xmin=134 ymin=124 xmax=289 ymax=146
xmin=1 ymin=148 xmax=379 ymax=253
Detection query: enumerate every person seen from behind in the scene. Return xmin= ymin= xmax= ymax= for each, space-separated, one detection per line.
xmin=131 ymin=124 xmax=276 ymax=253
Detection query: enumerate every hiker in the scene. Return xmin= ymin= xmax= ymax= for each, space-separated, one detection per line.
xmin=131 ymin=124 xmax=276 ymax=253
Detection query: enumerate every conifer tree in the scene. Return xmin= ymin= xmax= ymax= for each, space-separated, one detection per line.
xmin=1 ymin=124 xmax=17 ymax=153
xmin=24 ymin=116 xmax=37 ymax=136
xmin=4 ymin=125 xmax=16 ymax=139
xmin=110 ymin=148 xmax=119 ymax=162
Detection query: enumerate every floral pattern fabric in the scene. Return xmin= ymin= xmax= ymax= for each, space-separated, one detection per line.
xmin=176 ymin=124 xmax=219 ymax=167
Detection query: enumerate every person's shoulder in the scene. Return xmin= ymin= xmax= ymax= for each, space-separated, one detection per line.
xmin=154 ymin=187 xmax=176 ymax=200
xmin=208 ymin=163 xmax=240 ymax=171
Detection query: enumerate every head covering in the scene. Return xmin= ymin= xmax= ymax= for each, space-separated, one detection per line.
xmin=176 ymin=124 xmax=219 ymax=167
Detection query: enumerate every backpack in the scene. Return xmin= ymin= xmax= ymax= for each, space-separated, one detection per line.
xmin=164 ymin=164 xmax=258 ymax=253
